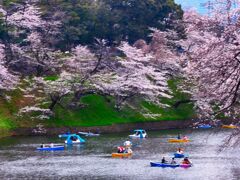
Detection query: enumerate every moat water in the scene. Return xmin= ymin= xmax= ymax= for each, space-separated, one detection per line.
xmin=0 ymin=129 xmax=239 ymax=180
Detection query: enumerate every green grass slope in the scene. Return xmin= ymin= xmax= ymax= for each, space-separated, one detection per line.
xmin=0 ymin=100 xmax=16 ymax=137
xmin=48 ymin=78 xmax=195 ymax=127
xmin=0 ymin=78 xmax=196 ymax=135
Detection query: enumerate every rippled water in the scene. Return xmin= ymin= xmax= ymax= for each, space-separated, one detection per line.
xmin=0 ymin=129 xmax=239 ymax=180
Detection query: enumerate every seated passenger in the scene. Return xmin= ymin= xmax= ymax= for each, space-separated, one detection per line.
xmin=177 ymin=148 xmax=184 ymax=154
xmin=117 ymin=146 xmax=125 ymax=153
xmin=124 ymin=141 xmax=132 ymax=147
xmin=161 ymin=157 xmax=168 ymax=164
xmin=183 ymin=136 xmax=188 ymax=140
xmin=171 ymin=158 xmax=177 ymax=164
xmin=124 ymin=147 xmax=133 ymax=154
xmin=182 ymin=157 xmax=191 ymax=164
xmin=177 ymin=134 xmax=181 ymax=139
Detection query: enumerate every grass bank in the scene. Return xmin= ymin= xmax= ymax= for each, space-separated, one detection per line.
xmin=0 ymin=78 xmax=196 ymax=136
xmin=47 ymin=79 xmax=195 ymax=127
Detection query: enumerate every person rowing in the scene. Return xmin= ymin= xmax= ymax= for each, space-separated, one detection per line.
xmin=161 ymin=157 xmax=168 ymax=164
xmin=171 ymin=158 xmax=177 ymax=164
xmin=182 ymin=157 xmax=191 ymax=164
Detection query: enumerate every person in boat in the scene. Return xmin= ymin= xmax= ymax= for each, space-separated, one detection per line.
xmin=161 ymin=157 xmax=168 ymax=164
xmin=177 ymin=134 xmax=181 ymax=139
xmin=177 ymin=148 xmax=184 ymax=154
xmin=171 ymin=158 xmax=177 ymax=164
xmin=182 ymin=157 xmax=191 ymax=164
xmin=70 ymin=136 xmax=77 ymax=141
xmin=125 ymin=147 xmax=133 ymax=154
xmin=123 ymin=141 xmax=132 ymax=153
xmin=124 ymin=141 xmax=132 ymax=148
xmin=40 ymin=143 xmax=44 ymax=148
xmin=183 ymin=136 xmax=188 ymax=140
xmin=117 ymin=146 xmax=125 ymax=153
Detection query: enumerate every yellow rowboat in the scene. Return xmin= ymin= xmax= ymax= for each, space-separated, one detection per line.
xmin=222 ymin=125 xmax=238 ymax=129
xmin=112 ymin=153 xmax=132 ymax=158
xmin=168 ymin=139 xmax=190 ymax=143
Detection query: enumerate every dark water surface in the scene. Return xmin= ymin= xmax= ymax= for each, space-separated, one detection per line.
xmin=0 ymin=129 xmax=239 ymax=180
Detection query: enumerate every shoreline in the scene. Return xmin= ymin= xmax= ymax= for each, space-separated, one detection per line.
xmin=11 ymin=120 xmax=192 ymax=137
xmin=1 ymin=118 xmax=237 ymax=138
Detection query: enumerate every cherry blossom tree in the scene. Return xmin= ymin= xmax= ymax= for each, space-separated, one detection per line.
xmin=143 ymin=28 xmax=182 ymax=76
xmin=181 ymin=0 xmax=240 ymax=117
xmin=37 ymin=39 xmax=174 ymax=112
xmin=5 ymin=4 xmax=43 ymax=30
xmin=0 ymin=3 xmax=43 ymax=64
xmin=0 ymin=2 xmax=63 ymax=75
xmin=0 ymin=43 xmax=18 ymax=92
xmin=35 ymin=40 xmax=112 ymax=111
xmin=96 ymin=42 xmax=172 ymax=110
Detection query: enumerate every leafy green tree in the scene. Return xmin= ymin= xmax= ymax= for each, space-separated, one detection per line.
xmin=37 ymin=0 xmax=183 ymax=48
xmin=101 ymin=0 xmax=183 ymax=43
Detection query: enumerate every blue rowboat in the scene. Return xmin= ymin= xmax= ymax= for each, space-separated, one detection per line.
xmin=198 ymin=124 xmax=212 ymax=129
xmin=37 ymin=145 xmax=64 ymax=151
xmin=150 ymin=162 xmax=180 ymax=168
xmin=174 ymin=153 xmax=185 ymax=158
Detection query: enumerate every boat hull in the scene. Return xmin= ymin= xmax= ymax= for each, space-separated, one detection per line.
xmin=150 ymin=162 xmax=180 ymax=168
xmin=150 ymin=162 xmax=192 ymax=168
xmin=65 ymin=140 xmax=82 ymax=144
xmin=37 ymin=146 xmax=64 ymax=151
xmin=112 ymin=153 xmax=132 ymax=158
xmin=129 ymin=134 xmax=147 ymax=138
xmin=222 ymin=125 xmax=238 ymax=129
xmin=198 ymin=125 xmax=212 ymax=129
xmin=78 ymin=132 xmax=100 ymax=136
xmin=168 ymin=139 xmax=190 ymax=143
xmin=180 ymin=164 xmax=192 ymax=168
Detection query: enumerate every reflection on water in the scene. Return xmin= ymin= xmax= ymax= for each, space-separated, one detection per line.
xmin=0 ymin=129 xmax=239 ymax=180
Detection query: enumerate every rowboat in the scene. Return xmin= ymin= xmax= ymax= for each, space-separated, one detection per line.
xmin=150 ymin=162 xmax=180 ymax=168
xmin=222 ymin=125 xmax=238 ymax=129
xmin=78 ymin=132 xmax=100 ymax=137
xmin=168 ymin=139 xmax=190 ymax=143
xmin=198 ymin=124 xmax=212 ymax=129
xmin=129 ymin=129 xmax=147 ymax=138
xmin=112 ymin=153 xmax=132 ymax=158
xmin=150 ymin=162 xmax=192 ymax=168
xmin=37 ymin=144 xmax=64 ymax=151
xmin=59 ymin=134 xmax=86 ymax=144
